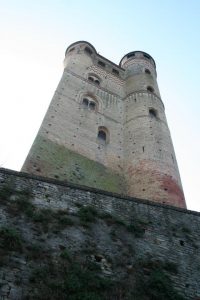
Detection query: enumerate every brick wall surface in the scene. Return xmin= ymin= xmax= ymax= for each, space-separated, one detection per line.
xmin=22 ymin=41 xmax=186 ymax=208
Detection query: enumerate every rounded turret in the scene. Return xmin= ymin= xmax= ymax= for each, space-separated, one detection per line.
xmin=121 ymin=50 xmax=185 ymax=208
xmin=120 ymin=51 xmax=160 ymax=98
xmin=63 ymin=41 xmax=96 ymax=73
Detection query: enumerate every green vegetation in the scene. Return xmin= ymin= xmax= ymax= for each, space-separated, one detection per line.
xmin=29 ymin=259 xmax=113 ymax=300
xmin=0 ymin=226 xmax=22 ymax=251
xmin=60 ymin=249 xmax=71 ymax=260
xmin=78 ymin=205 xmax=98 ymax=224
xmin=27 ymin=254 xmax=185 ymax=300
xmin=0 ymin=183 xmax=14 ymax=201
xmin=130 ymin=259 xmax=184 ymax=300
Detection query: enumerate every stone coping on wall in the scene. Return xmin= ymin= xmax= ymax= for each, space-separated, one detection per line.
xmin=0 ymin=167 xmax=197 ymax=216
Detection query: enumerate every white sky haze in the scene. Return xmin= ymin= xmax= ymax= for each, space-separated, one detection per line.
xmin=0 ymin=0 xmax=200 ymax=211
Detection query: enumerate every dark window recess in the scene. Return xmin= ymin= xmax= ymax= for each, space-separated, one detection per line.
xmin=98 ymin=61 xmax=106 ymax=67
xmin=127 ymin=52 xmax=135 ymax=58
xmin=142 ymin=146 xmax=145 ymax=152
xmin=98 ymin=130 xmax=106 ymax=141
xmin=112 ymin=68 xmax=119 ymax=75
xmin=145 ymin=69 xmax=151 ymax=74
xmin=85 ymin=47 xmax=93 ymax=55
xmin=69 ymin=47 xmax=75 ymax=52
xmin=143 ymin=53 xmax=151 ymax=59
xmin=149 ymin=108 xmax=157 ymax=118
xmin=88 ymin=76 xmax=94 ymax=82
xmin=89 ymin=102 xmax=96 ymax=110
xmin=94 ymin=79 xmax=100 ymax=85
xmin=83 ymin=98 xmax=89 ymax=107
xmin=147 ymin=86 xmax=154 ymax=93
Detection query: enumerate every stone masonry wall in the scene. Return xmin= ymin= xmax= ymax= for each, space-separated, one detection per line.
xmin=0 ymin=168 xmax=199 ymax=299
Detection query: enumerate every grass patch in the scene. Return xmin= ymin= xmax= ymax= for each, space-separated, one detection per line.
xmin=60 ymin=249 xmax=71 ymax=260
xmin=126 ymin=222 xmax=146 ymax=238
xmin=0 ymin=226 xmax=22 ymax=251
xmin=78 ymin=206 xmax=98 ymax=224
xmin=0 ymin=183 xmax=15 ymax=201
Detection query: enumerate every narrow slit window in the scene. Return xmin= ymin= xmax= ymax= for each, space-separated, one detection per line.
xmin=145 ymin=69 xmax=151 ymax=74
xmin=89 ymin=102 xmax=96 ymax=110
xmin=112 ymin=68 xmax=119 ymax=75
xmin=98 ymin=61 xmax=106 ymax=67
xmin=94 ymin=79 xmax=100 ymax=85
xmin=85 ymin=47 xmax=93 ymax=55
xmin=88 ymin=76 xmax=94 ymax=82
xmin=127 ymin=53 xmax=135 ymax=58
xmin=149 ymin=108 xmax=157 ymax=118
xmin=143 ymin=53 xmax=151 ymax=59
xmin=147 ymin=86 xmax=154 ymax=93
xmin=83 ymin=98 xmax=89 ymax=107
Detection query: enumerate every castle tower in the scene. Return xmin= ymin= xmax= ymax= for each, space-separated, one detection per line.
xmin=22 ymin=41 xmax=186 ymax=208
xmin=121 ymin=52 xmax=185 ymax=207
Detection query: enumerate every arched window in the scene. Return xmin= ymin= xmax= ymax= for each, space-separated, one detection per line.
xmin=88 ymin=74 xmax=101 ymax=86
xmin=88 ymin=76 xmax=94 ymax=82
xmin=82 ymin=98 xmax=89 ymax=107
xmin=149 ymin=108 xmax=158 ymax=118
xmin=82 ymin=96 xmax=97 ymax=112
xmin=84 ymin=47 xmax=93 ymax=55
xmin=97 ymin=126 xmax=109 ymax=144
xmin=145 ymin=69 xmax=151 ymax=74
xmin=147 ymin=86 xmax=154 ymax=93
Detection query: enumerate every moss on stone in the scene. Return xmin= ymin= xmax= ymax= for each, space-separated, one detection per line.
xmin=24 ymin=135 xmax=125 ymax=194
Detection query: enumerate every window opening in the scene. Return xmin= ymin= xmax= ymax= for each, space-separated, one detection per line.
xmin=85 ymin=47 xmax=93 ymax=55
xmin=112 ymin=68 xmax=119 ymax=75
xmin=127 ymin=53 xmax=135 ymax=58
xmin=88 ymin=76 xmax=94 ymax=82
xmin=88 ymin=74 xmax=101 ymax=86
xmin=145 ymin=69 xmax=151 ymax=74
xmin=143 ymin=53 xmax=151 ymax=59
xmin=147 ymin=86 xmax=154 ymax=93
xmin=94 ymin=79 xmax=100 ymax=85
xmin=82 ymin=97 xmax=97 ymax=112
xmin=89 ymin=102 xmax=96 ymax=110
xmin=98 ymin=130 xmax=106 ymax=141
xmin=97 ymin=126 xmax=109 ymax=144
xmin=83 ymin=98 xmax=89 ymax=107
xmin=149 ymin=108 xmax=157 ymax=118
xmin=98 ymin=61 xmax=106 ymax=67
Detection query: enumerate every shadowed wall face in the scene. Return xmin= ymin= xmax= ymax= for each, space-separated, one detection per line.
xmin=22 ymin=41 xmax=186 ymax=208
xmin=0 ymin=169 xmax=197 ymax=298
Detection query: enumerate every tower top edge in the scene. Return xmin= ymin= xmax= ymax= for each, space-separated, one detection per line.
xmin=65 ymin=41 xmax=156 ymax=70
xmin=119 ymin=51 xmax=156 ymax=69
xmin=65 ymin=41 xmax=97 ymax=56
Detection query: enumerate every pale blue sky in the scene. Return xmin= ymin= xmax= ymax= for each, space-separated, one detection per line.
xmin=0 ymin=0 xmax=200 ymax=211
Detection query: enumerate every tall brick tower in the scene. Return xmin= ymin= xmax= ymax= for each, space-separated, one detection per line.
xmin=22 ymin=41 xmax=186 ymax=208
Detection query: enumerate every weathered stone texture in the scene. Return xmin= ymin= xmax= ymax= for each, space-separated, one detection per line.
xmin=22 ymin=41 xmax=185 ymax=208
xmin=0 ymin=168 xmax=199 ymax=299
